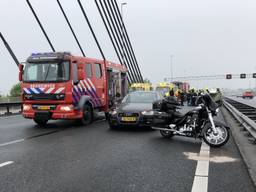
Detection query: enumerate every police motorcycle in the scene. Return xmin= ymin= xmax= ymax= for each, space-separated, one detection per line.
xmin=143 ymin=93 xmax=230 ymax=147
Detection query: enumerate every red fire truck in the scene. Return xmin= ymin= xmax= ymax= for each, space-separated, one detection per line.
xmin=18 ymin=52 xmax=128 ymax=126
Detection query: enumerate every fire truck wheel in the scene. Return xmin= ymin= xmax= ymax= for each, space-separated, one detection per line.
xmin=81 ymin=104 xmax=93 ymax=125
xmin=34 ymin=119 xmax=48 ymax=126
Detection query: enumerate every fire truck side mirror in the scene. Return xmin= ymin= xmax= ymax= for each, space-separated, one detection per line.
xmin=18 ymin=64 xmax=24 ymax=81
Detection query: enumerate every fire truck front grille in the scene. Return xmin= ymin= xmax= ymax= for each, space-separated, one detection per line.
xmin=24 ymin=94 xmax=65 ymax=101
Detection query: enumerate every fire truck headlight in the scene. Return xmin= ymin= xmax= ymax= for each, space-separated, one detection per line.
xmin=24 ymin=94 xmax=33 ymax=100
xmin=23 ymin=104 xmax=31 ymax=111
xmin=60 ymin=105 xmax=73 ymax=112
xmin=55 ymin=94 xmax=65 ymax=100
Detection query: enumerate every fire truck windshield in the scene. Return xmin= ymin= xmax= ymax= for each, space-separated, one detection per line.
xmin=23 ymin=61 xmax=70 ymax=82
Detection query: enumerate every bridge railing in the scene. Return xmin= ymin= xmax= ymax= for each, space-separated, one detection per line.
xmin=223 ymin=99 xmax=256 ymax=142
xmin=0 ymin=102 xmax=22 ymax=116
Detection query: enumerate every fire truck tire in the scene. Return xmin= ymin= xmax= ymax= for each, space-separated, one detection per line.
xmin=81 ymin=104 xmax=93 ymax=125
xmin=34 ymin=119 xmax=48 ymax=126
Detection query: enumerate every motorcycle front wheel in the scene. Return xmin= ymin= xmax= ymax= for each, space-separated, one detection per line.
xmin=160 ymin=130 xmax=174 ymax=138
xmin=202 ymin=122 xmax=230 ymax=147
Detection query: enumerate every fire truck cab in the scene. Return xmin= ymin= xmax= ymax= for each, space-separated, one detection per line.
xmin=19 ymin=52 xmax=128 ymax=126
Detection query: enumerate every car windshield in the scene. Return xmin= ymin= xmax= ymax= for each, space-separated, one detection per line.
xmin=156 ymin=87 xmax=169 ymax=94
xmin=23 ymin=61 xmax=70 ymax=82
xmin=122 ymin=92 xmax=158 ymax=103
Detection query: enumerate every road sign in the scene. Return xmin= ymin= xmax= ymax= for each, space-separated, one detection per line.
xmin=240 ymin=74 xmax=246 ymax=79
xmin=226 ymin=74 xmax=232 ymax=79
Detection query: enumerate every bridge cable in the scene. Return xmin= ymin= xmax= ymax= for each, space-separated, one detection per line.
xmin=95 ymin=0 xmax=134 ymax=83
xmin=112 ymin=0 xmax=143 ymax=82
xmin=0 ymin=32 xmax=19 ymax=66
xmin=77 ymin=0 xmax=105 ymax=60
xmin=26 ymin=0 xmax=55 ymax=52
xmin=96 ymin=0 xmax=135 ymax=83
xmin=96 ymin=0 xmax=136 ymax=83
xmin=100 ymin=0 xmax=138 ymax=82
xmin=103 ymin=0 xmax=141 ymax=83
xmin=94 ymin=0 xmax=131 ymax=84
xmin=108 ymin=0 xmax=142 ymax=82
xmin=56 ymin=0 xmax=86 ymax=57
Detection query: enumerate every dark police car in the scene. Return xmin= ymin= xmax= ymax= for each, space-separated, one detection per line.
xmin=108 ymin=91 xmax=163 ymax=129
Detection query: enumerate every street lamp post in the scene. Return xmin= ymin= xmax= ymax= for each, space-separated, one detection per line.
xmin=170 ymin=54 xmax=174 ymax=82
xmin=120 ymin=2 xmax=127 ymax=67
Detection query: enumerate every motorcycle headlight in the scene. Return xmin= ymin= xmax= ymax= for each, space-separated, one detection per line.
xmin=216 ymin=108 xmax=220 ymax=113
xmin=141 ymin=110 xmax=154 ymax=116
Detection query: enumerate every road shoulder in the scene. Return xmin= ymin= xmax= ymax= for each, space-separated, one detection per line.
xmin=221 ymin=106 xmax=256 ymax=188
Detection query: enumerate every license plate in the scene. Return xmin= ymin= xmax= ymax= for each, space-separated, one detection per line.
xmin=37 ymin=106 xmax=51 ymax=110
xmin=121 ymin=117 xmax=136 ymax=122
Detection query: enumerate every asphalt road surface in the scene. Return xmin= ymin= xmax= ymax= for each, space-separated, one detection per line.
xmin=0 ymin=112 xmax=255 ymax=192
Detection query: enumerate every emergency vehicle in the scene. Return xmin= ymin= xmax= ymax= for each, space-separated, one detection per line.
xmin=129 ymin=83 xmax=153 ymax=92
xmin=155 ymin=82 xmax=175 ymax=96
xmin=19 ymin=52 xmax=128 ymax=126
xmin=172 ymin=81 xmax=190 ymax=93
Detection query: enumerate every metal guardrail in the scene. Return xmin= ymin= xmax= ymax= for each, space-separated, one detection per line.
xmin=223 ymin=99 xmax=256 ymax=142
xmin=0 ymin=102 xmax=22 ymax=115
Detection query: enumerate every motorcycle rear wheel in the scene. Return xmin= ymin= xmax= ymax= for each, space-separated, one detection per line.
xmin=160 ymin=130 xmax=174 ymax=138
xmin=202 ymin=122 xmax=229 ymax=147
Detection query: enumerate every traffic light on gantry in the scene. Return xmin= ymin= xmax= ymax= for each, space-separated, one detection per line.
xmin=240 ymin=73 xmax=246 ymax=79
xmin=226 ymin=74 xmax=232 ymax=79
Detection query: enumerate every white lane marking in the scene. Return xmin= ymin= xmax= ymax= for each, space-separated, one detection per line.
xmin=191 ymin=142 xmax=210 ymax=192
xmin=0 ymin=139 xmax=25 ymax=147
xmin=195 ymin=161 xmax=209 ymax=177
xmin=191 ymin=176 xmax=208 ymax=192
xmin=0 ymin=114 xmax=21 ymax=120
xmin=0 ymin=161 xmax=14 ymax=168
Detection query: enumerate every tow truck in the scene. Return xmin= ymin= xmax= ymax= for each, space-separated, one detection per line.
xmin=19 ymin=52 xmax=128 ymax=126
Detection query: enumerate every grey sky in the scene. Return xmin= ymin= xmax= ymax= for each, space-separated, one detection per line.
xmin=1 ymin=0 xmax=256 ymax=94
